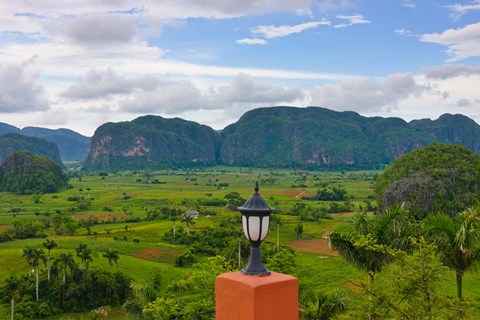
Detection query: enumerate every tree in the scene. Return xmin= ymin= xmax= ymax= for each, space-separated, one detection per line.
xmin=182 ymin=214 xmax=195 ymax=235
xmin=3 ymin=275 xmax=22 ymax=320
xmin=75 ymin=243 xmax=87 ymax=255
xmin=425 ymin=207 xmax=480 ymax=299
xmin=78 ymin=248 xmax=94 ymax=270
xmin=103 ymin=248 xmax=120 ymax=270
xmin=0 ymin=151 xmax=68 ymax=194
xmin=272 ymin=215 xmax=283 ymax=252
xmin=224 ymin=192 xmax=246 ymax=210
xmin=171 ymin=213 xmax=178 ymax=240
xmin=294 ymin=223 xmax=303 ymax=239
xmin=22 ymin=246 xmax=46 ymax=301
xmin=375 ymin=143 xmax=480 ymax=218
xmin=345 ymin=238 xmax=472 ymax=319
xmin=76 ymin=243 xmax=94 ymax=270
xmin=86 ymin=187 xmax=92 ymax=200
xmin=42 ymin=238 xmax=58 ymax=281
xmin=54 ymin=252 xmax=75 ymax=283
xmin=329 ymin=233 xmax=393 ymax=284
xmin=329 ymin=206 xmax=415 ymax=283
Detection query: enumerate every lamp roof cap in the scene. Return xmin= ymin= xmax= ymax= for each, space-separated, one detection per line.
xmin=237 ymin=182 xmax=274 ymax=213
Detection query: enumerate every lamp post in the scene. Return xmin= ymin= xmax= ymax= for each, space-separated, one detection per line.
xmin=237 ymin=182 xmax=274 ymax=276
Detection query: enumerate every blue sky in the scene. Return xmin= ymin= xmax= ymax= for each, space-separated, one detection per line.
xmin=0 ymin=0 xmax=479 ymax=135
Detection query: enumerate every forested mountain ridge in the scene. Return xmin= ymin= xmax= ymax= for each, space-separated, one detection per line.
xmin=85 ymin=115 xmax=219 ymax=169
xmin=0 ymin=133 xmax=64 ymax=167
xmin=84 ymin=106 xmax=480 ymax=170
xmin=219 ymin=107 xmax=433 ymax=167
xmin=0 ymin=123 xmax=91 ymax=162
xmin=21 ymin=127 xmax=91 ymax=162
xmin=410 ymin=113 xmax=480 ymax=153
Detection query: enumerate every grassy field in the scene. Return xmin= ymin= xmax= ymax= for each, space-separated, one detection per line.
xmin=0 ymin=167 xmax=478 ymax=319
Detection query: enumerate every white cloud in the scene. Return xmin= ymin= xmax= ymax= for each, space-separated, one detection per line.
xmin=119 ymin=73 xmax=304 ymax=114
xmin=420 ymin=22 xmax=480 ymax=61
xmin=62 ymin=68 xmax=158 ymax=100
xmin=119 ymin=80 xmax=204 ymax=114
xmin=394 ymin=28 xmax=413 ymax=37
xmin=422 ymin=64 xmax=480 ymax=80
xmin=250 ymin=20 xmax=330 ymax=39
xmin=0 ymin=0 xmax=312 ymax=34
xmin=334 ymin=14 xmax=370 ymax=28
xmin=401 ymin=1 xmax=416 ymax=8
xmin=235 ymin=38 xmax=267 ymax=45
xmin=0 ymin=59 xmax=50 ymax=112
xmin=447 ymin=0 xmax=480 ymax=19
xmin=310 ymin=73 xmax=426 ymax=112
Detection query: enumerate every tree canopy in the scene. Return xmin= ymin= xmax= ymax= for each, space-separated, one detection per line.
xmin=0 ymin=151 xmax=68 ymax=194
xmin=375 ymin=143 xmax=480 ymax=218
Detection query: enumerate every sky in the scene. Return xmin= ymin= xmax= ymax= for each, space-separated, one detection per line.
xmin=0 ymin=0 xmax=479 ymax=136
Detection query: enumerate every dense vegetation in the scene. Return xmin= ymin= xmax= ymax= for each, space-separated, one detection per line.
xmin=21 ymin=127 xmax=91 ymax=162
xmin=85 ymin=116 xmax=218 ymax=170
xmin=0 ymin=144 xmax=480 ymax=319
xmin=375 ymin=143 xmax=480 ymax=218
xmin=1 ymin=242 xmax=131 ymax=319
xmin=0 ymin=133 xmax=64 ymax=167
xmin=85 ymin=106 xmax=480 ymax=170
xmin=0 ymin=151 xmax=68 ymax=194
xmin=0 ymin=123 xmax=91 ymax=163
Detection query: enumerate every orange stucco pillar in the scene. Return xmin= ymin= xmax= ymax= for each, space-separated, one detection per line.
xmin=215 ymin=271 xmax=298 ymax=320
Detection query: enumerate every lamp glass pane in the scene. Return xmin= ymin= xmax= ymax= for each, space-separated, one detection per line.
xmin=260 ymin=216 xmax=270 ymax=241
xmin=248 ymin=216 xmax=261 ymax=241
xmin=242 ymin=216 xmax=249 ymax=239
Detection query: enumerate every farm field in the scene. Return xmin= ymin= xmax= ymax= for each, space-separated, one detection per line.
xmin=1 ymin=166 xmax=479 ymax=319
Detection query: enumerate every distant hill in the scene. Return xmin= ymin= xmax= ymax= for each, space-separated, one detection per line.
xmin=0 ymin=122 xmax=21 ymax=135
xmin=410 ymin=114 xmax=480 ymax=153
xmin=80 ymin=106 xmax=480 ymax=170
xmin=85 ymin=115 xmax=219 ymax=169
xmin=21 ymin=127 xmax=91 ymax=162
xmin=220 ymin=107 xmax=433 ymax=168
xmin=0 ymin=150 xmax=68 ymax=194
xmin=0 ymin=133 xmax=64 ymax=167
xmin=0 ymin=122 xmax=90 ymax=162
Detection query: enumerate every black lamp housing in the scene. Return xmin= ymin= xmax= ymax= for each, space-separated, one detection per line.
xmin=237 ymin=182 xmax=274 ymax=276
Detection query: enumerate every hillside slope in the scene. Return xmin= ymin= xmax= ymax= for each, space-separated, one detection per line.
xmin=85 ymin=115 xmax=218 ymax=169
xmin=0 ymin=133 xmax=64 ymax=167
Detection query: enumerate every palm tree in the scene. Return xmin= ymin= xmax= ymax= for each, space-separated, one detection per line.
xmin=329 ymin=232 xmax=392 ymax=283
xmin=272 ymin=216 xmax=283 ymax=252
xmin=329 ymin=206 xmax=413 ymax=283
xmin=75 ymin=243 xmax=87 ymax=256
xmin=77 ymin=247 xmax=94 ymax=270
xmin=103 ymin=248 xmax=120 ymax=270
xmin=170 ymin=210 xmax=179 ymax=239
xmin=3 ymin=275 xmax=22 ymax=320
xmin=22 ymin=246 xmax=46 ymax=301
xmin=42 ymin=239 xmax=57 ymax=281
xmin=425 ymin=207 xmax=480 ymax=299
xmin=182 ymin=214 xmax=195 ymax=235
xmin=55 ymin=252 xmax=76 ymax=283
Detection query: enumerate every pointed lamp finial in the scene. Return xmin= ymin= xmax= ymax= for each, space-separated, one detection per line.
xmin=255 ymin=181 xmax=259 ymax=194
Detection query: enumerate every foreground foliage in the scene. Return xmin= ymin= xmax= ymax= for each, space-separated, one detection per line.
xmin=344 ymin=239 xmax=472 ymax=319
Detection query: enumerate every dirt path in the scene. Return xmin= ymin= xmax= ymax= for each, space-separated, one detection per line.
xmin=289 ymin=238 xmax=338 ymax=256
